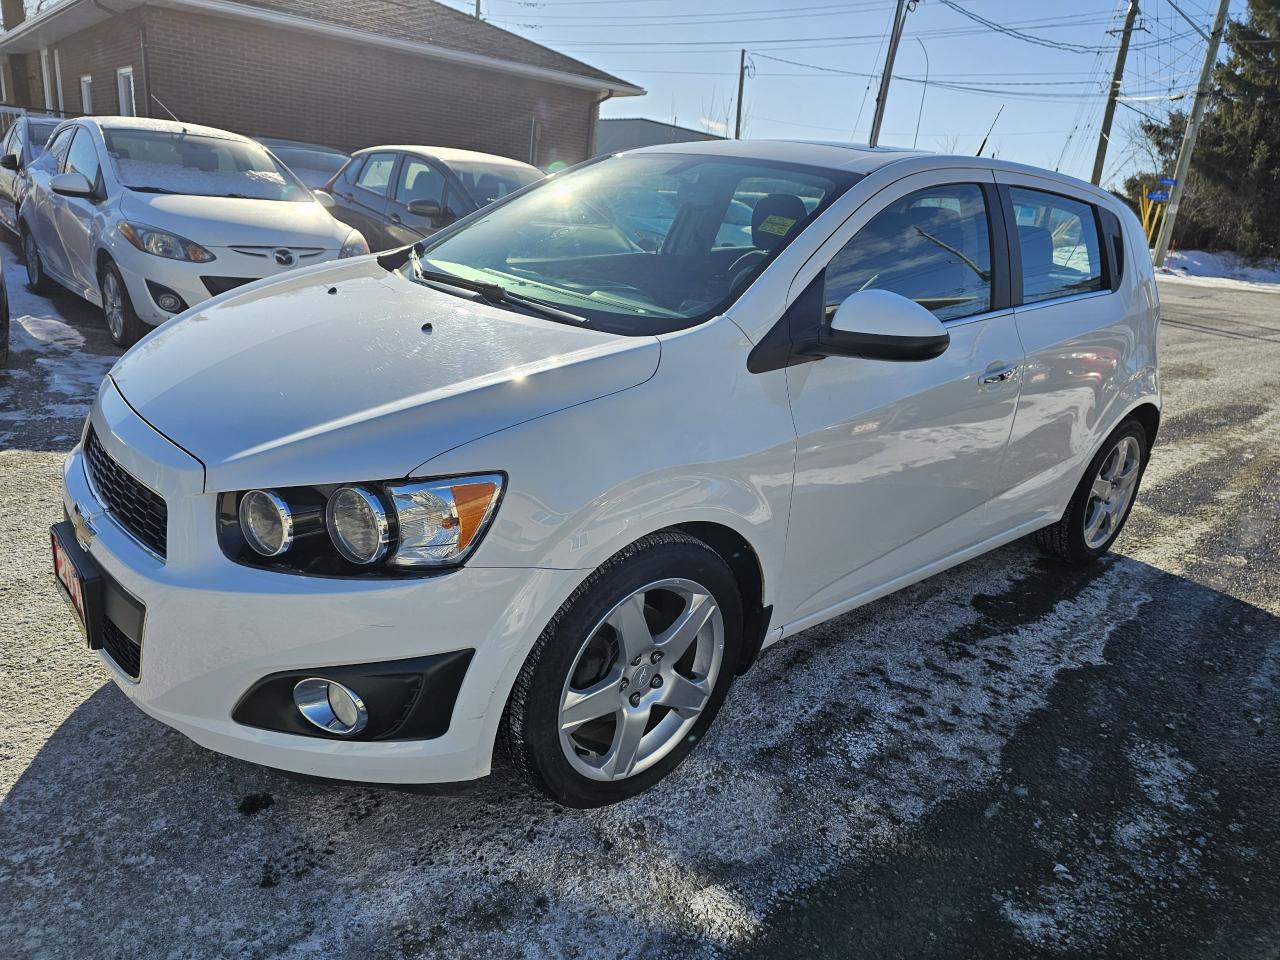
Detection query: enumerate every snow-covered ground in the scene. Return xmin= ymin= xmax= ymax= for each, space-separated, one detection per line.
xmin=1157 ymin=249 xmax=1280 ymax=292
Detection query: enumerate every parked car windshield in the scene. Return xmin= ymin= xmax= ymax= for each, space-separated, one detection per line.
xmin=447 ymin=160 xmax=543 ymax=205
xmin=103 ymin=129 xmax=312 ymax=201
xmin=419 ymin=153 xmax=855 ymax=333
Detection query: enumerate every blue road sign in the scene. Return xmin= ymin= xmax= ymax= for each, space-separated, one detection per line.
xmin=1158 ymin=176 xmax=1177 ymax=186
xmin=1147 ymin=190 xmax=1169 ymax=201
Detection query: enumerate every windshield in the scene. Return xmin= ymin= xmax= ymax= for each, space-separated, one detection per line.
xmin=104 ymin=129 xmax=312 ymax=201
xmin=419 ymin=153 xmax=854 ymax=333
xmin=29 ymin=122 xmax=58 ymax=151
xmin=448 ymin=160 xmax=543 ymax=206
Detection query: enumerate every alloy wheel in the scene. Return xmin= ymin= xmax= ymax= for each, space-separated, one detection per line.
xmin=1083 ymin=435 xmax=1142 ymax=549
xmin=23 ymin=232 xmax=39 ymax=287
xmin=102 ymin=271 xmax=125 ymax=341
xmin=557 ymin=578 xmax=724 ymax=782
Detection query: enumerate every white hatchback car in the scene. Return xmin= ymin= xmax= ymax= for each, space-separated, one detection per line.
xmin=52 ymin=141 xmax=1159 ymax=807
xmin=21 ymin=117 xmax=367 ymax=347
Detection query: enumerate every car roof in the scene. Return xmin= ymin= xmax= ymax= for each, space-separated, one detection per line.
xmin=77 ymin=116 xmax=255 ymax=143
xmin=353 ymin=145 xmax=539 ymax=170
xmin=616 ymin=138 xmax=932 ymax=176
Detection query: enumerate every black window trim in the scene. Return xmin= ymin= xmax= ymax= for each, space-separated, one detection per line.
xmin=997 ymin=182 xmax=1114 ymax=310
xmin=749 ymin=177 xmax=1009 ymax=374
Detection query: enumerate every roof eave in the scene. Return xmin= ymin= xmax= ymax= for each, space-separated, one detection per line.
xmin=0 ymin=0 xmax=645 ymax=97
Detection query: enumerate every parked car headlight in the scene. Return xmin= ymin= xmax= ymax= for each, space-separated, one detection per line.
xmin=339 ymin=231 xmax=369 ymax=258
xmin=220 ymin=473 xmax=504 ymax=575
xmin=118 ymin=222 xmax=216 ymax=262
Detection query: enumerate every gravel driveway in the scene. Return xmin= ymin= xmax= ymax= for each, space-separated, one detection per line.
xmin=1 ymin=248 xmax=1277 ymax=959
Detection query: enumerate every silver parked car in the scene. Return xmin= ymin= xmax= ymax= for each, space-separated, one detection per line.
xmin=20 ymin=116 xmax=368 ymax=347
xmin=0 ymin=113 xmax=61 ymax=236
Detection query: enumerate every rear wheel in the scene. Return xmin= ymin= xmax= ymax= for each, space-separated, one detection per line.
xmin=99 ymin=261 xmax=147 ymax=348
xmin=502 ymin=531 xmax=742 ymax=807
xmin=22 ymin=226 xmax=52 ymax=294
xmin=1034 ymin=420 xmax=1149 ymax=564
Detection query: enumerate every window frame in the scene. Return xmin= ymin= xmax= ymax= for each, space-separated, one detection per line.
xmin=996 ymin=182 xmax=1112 ymax=309
xmin=115 ymin=66 xmax=136 ymax=117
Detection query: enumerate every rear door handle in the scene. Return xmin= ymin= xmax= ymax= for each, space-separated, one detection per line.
xmin=390 ymin=212 xmax=402 ymax=223
xmin=981 ymin=363 xmax=1019 ymax=385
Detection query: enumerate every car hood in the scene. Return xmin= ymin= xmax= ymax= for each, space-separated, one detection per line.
xmin=109 ymin=260 xmax=660 ymax=492
xmin=119 ymin=190 xmax=349 ymax=248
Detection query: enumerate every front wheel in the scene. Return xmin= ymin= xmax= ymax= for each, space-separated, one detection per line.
xmin=22 ymin=226 xmax=53 ymax=294
xmin=502 ymin=531 xmax=742 ymax=807
xmin=1034 ymin=419 xmax=1149 ymax=564
xmin=99 ymin=261 xmax=147 ymax=348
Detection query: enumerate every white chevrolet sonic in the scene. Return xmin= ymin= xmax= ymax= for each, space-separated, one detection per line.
xmin=51 ymin=142 xmax=1160 ymax=807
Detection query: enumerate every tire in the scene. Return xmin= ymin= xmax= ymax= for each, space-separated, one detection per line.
xmin=1034 ymin=419 xmax=1149 ymax=565
xmin=0 ymin=271 xmax=9 ymax=367
xmin=99 ymin=260 xmax=147 ymax=348
xmin=502 ymin=530 xmax=743 ymax=808
xmin=22 ymin=225 xmax=53 ymax=295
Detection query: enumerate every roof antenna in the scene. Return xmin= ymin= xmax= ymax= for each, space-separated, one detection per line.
xmin=975 ymin=104 xmax=1004 ymax=157
xmin=151 ymin=95 xmax=180 ymax=123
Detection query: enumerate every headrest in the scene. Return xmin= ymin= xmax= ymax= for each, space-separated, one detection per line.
xmin=474 ymin=173 xmax=502 ymax=203
xmin=751 ymin=194 xmax=808 ymax=249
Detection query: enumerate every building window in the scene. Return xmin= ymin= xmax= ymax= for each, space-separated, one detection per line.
xmin=40 ymin=48 xmax=53 ymax=111
xmin=116 ymin=67 xmax=135 ymax=117
xmin=52 ymin=49 xmax=65 ymax=112
xmin=80 ymin=75 xmax=93 ymax=114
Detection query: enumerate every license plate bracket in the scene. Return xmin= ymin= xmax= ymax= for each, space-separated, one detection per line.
xmin=50 ymin=520 xmax=106 ymax=650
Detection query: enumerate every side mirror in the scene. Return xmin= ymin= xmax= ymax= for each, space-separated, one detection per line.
xmin=50 ymin=171 xmax=95 ymax=198
xmin=0 ymin=153 xmax=18 ymax=171
xmin=812 ymin=289 xmax=950 ymax=362
xmin=313 ymin=189 xmax=335 ymax=209
xmin=408 ymin=199 xmax=442 ymax=218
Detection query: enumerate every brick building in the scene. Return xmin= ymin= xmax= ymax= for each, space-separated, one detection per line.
xmin=0 ymin=0 xmax=642 ymax=167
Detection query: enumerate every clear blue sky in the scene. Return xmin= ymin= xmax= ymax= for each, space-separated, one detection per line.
xmin=438 ymin=0 xmax=1246 ymax=190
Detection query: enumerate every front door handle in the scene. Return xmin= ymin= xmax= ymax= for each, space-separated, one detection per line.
xmin=981 ymin=363 xmax=1019 ymax=386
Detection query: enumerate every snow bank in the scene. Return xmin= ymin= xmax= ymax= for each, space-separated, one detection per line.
xmin=1157 ymin=249 xmax=1280 ymax=292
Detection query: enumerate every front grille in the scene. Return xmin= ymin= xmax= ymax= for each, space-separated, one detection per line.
xmin=101 ymin=617 xmax=142 ymax=679
xmin=201 ymin=276 xmax=256 ymax=297
xmin=84 ymin=428 xmax=168 ymax=558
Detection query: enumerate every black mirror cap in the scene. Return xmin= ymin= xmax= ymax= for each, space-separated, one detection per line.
xmin=0 ymin=153 xmax=18 ymax=171
xmin=408 ymin=199 xmax=442 ymax=218
xmin=811 ymin=326 xmax=951 ymax=362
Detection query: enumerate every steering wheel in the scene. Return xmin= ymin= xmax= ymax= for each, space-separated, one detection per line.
xmin=728 ymin=249 xmax=768 ymax=276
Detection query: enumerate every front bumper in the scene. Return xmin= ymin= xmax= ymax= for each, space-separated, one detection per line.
xmin=109 ymin=241 xmax=342 ymax=326
xmin=62 ymin=379 xmax=582 ymax=783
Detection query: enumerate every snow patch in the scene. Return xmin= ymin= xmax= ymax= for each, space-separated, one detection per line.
xmin=1158 ymin=249 xmax=1280 ymax=292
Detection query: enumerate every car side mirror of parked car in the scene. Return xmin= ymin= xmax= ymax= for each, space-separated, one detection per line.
xmin=313 ymin=189 xmax=335 ymax=209
xmin=0 ymin=153 xmax=18 ymax=171
xmin=816 ymin=289 xmax=950 ymax=362
xmin=408 ymin=199 xmax=442 ymax=219
xmin=50 ymin=171 xmax=95 ymax=198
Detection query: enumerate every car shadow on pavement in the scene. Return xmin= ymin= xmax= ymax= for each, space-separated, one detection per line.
xmin=2 ymin=546 xmax=1278 ymax=959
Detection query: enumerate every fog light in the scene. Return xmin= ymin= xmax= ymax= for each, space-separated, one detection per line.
xmin=145 ymin=280 xmax=189 ymax=314
xmin=292 ymin=677 xmax=368 ymax=736
xmin=157 ymin=293 xmax=182 ymax=311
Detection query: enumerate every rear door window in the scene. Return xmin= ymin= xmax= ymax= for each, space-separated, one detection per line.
xmin=1009 ymin=187 xmax=1104 ymax=304
xmin=824 ymin=183 xmax=994 ymax=322
xmin=354 ymin=152 xmax=397 ymax=197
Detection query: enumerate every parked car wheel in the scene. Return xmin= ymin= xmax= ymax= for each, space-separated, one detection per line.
xmin=1034 ymin=419 xmax=1149 ymax=564
xmin=0 ymin=260 xmax=9 ymax=367
xmin=21 ymin=225 xmax=53 ymax=294
xmin=99 ymin=260 xmax=146 ymax=348
xmin=502 ymin=531 xmax=742 ymax=808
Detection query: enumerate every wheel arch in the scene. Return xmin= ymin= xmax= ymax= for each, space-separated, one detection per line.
xmin=674 ymin=520 xmax=770 ymax=674
xmin=1125 ymin=401 xmax=1160 ymax=452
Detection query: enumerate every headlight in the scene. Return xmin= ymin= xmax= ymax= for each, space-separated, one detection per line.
xmin=339 ymin=231 xmax=369 ymax=258
xmin=384 ymin=474 xmax=504 ymax=567
xmin=118 ymin=222 xmax=216 ymax=262
xmin=221 ymin=473 xmax=504 ymax=575
xmin=326 ymin=486 xmax=393 ymax=565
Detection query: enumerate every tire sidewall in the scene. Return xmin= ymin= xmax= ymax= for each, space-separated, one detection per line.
xmin=99 ymin=260 xmax=140 ymax=347
xmin=22 ymin=227 xmax=42 ymax=290
xmin=1067 ymin=420 xmax=1149 ymax=561
xmin=513 ymin=536 xmax=743 ymax=808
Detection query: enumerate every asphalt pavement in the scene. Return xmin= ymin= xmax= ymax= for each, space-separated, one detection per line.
xmin=1 ymin=250 xmax=1277 ymax=959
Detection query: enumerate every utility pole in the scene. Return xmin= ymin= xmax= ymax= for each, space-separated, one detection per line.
xmin=1153 ymin=0 xmax=1231 ymax=268
xmin=1091 ymin=0 xmax=1141 ymax=185
xmin=869 ymin=0 xmax=911 ymax=147
xmin=475 ymin=0 xmax=481 ymax=18
xmin=735 ymin=49 xmax=747 ymax=139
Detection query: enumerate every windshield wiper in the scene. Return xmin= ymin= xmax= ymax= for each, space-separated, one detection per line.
xmin=127 ymin=185 xmax=180 ymax=194
xmin=403 ymin=246 xmax=588 ymax=326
